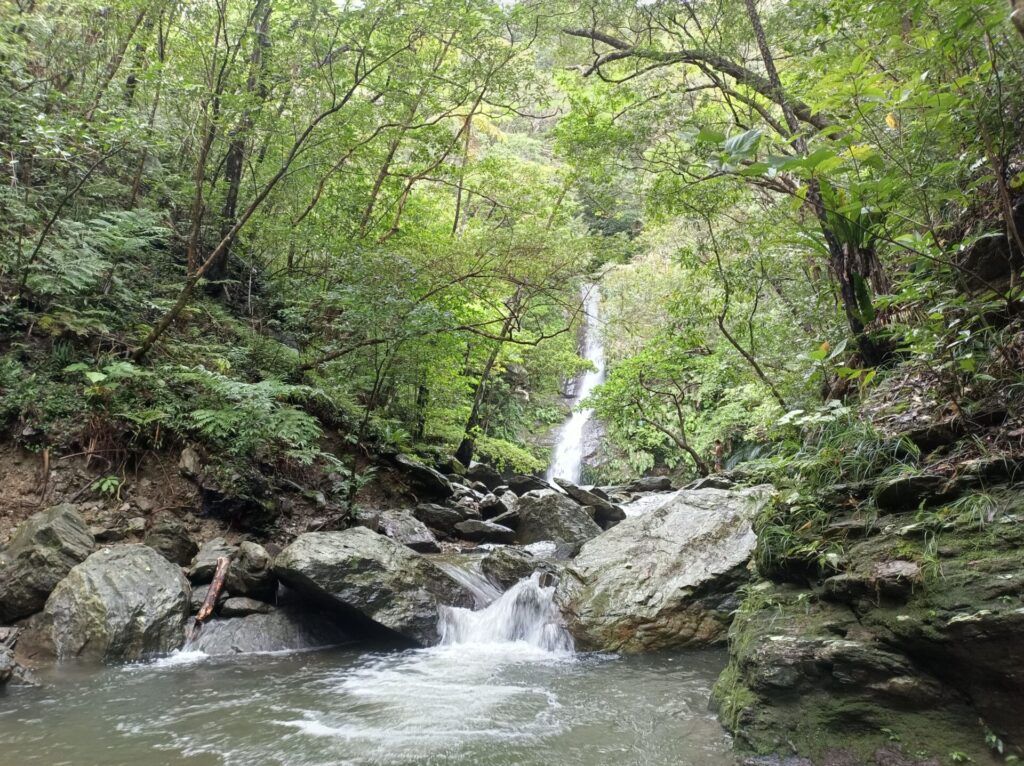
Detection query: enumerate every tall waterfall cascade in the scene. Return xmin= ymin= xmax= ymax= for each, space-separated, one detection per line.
xmin=546 ymin=285 xmax=605 ymax=483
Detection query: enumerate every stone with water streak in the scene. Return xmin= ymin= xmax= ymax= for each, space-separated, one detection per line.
xmin=39 ymin=544 xmax=190 ymax=662
xmin=273 ymin=527 xmax=474 ymax=645
xmin=515 ymin=489 xmax=602 ymax=547
xmin=556 ymin=486 xmax=771 ymax=652
xmin=0 ymin=505 xmax=95 ymax=623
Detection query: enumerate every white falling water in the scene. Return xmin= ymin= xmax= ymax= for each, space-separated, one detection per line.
xmin=438 ymin=573 xmax=574 ymax=654
xmin=546 ymin=285 xmax=605 ymax=484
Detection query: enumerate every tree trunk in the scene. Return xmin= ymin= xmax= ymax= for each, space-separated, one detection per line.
xmin=208 ymin=0 xmax=272 ymax=285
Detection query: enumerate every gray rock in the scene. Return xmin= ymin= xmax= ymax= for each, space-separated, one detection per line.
xmin=189 ymin=583 xmax=228 ymax=613
xmin=412 ymin=503 xmax=466 ymax=535
xmin=479 ymin=492 xmax=516 ymax=520
xmin=144 ymin=513 xmax=198 ymax=566
xmin=627 ymin=475 xmax=674 ymax=493
xmin=126 ymin=516 xmax=147 ymax=535
xmin=507 ymin=474 xmax=550 ymax=495
xmin=516 ymin=490 xmax=602 ymax=547
xmin=0 ymin=505 xmax=95 ymax=623
xmin=684 ymin=475 xmax=735 ymax=491
xmin=350 ymin=508 xmax=382 ymax=531
xmin=186 ymin=606 xmax=349 ymax=655
xmin=393 ymin=454 xmax=454 ymax=500
xmin=465 ymin=462 xmax=504 ymax=491
xmin=453 ymin=519 xmax=516 ymax=544
xmin=220 ymin=596 xmax=273 ymax=617
xmin=556 ymin=486 xmax=771 ymax=652
xmin=552 ymin=478 xmax=625 ymax=529
xmin=188 ymin=538 xmax=238 ymax=584
xmin=42 ymin=544 xmax=190 ymax=662
xmin=378 ymin=510 xmax=440 ymax=553
xmin=480 ymin=547 xmax=550 ymax=589
xmin=273 ymin=528 xmax=474 ymax=645
xmin=225 ymin=541 xmax=276 ymax=600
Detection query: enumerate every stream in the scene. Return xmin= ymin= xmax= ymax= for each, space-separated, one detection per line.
xmin=0 ymin=284 xmax=736 ymax=766
xmin=0 ymin=574 xmax=733 ymax=766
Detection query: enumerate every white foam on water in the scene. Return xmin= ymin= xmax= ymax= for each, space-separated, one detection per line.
xmin=137 ymin=649 xmax=210 ymax=669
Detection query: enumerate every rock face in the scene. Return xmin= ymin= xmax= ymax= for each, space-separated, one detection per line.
xmin=516 ymin=489 xmax=602 ymax=547
xmin=273 ymin=527 xmax=474 ymax=645
xmin=378 ymin=510 xmax=440 ymax=553
xmin=0 ymin=505 xmax=95 ymax=623
xmin=187 ymin=606 xmax=349 ymax=655
xmin=144 ymin=513 xmax=198 ymax=566
xmin=392 ymin=454 xmax=454 ymax=500
xmin=715 ymin=492 xmax=1024 ymax=764
xmin=42 ymin=544 xmax=190 ymax=662
xmin=556 ymin=487 xmax=770 ymax=652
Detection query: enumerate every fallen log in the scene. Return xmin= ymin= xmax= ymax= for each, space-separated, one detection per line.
xmin=188 ymin=555 xmax=230 ymax=641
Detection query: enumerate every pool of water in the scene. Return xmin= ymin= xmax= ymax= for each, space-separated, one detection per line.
xmin=0 ymin=644 xmax=732 ymax=766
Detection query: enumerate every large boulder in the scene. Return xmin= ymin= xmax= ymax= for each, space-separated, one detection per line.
xmin=273 ymin=528 xmax=474 ymax=645
xmin=225 ymin=541 xmax=276 ymax=601
xmin=392 ymin=454 xmax=454 ymax=500
xmin=556 ymin=487 xmax=771 ymax=652
xmin=42 ymin=544 xmax=190 ymax=662
xmin=378 ymin=510 xmax=441 ymax=553
xmin=187 ymin=606 xmax=350 ymax=655
xmin=516 ymin=490 xmax=602 ymax=548
xmin=553 ymin=478 xmax=626 ymax=529
xmin=144 ymin=513 xmax=198 ymax=566
xmin=0 ymin=505 xmax=94 ymax=623
xmin=479 ymin=492 xmax=516 ymax=520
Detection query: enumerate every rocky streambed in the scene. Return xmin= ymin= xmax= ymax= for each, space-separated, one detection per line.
xmin=1 ymin=453 xmax=1021 ymax=766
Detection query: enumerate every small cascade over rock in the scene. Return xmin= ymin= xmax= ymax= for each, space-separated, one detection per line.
xmin=439 ymin=573 xmax=574 ymax=653
xmin=547 ymin=285 xmax=605 ymax=484
xmin=433 ymin=558 xmax=503 ymax=608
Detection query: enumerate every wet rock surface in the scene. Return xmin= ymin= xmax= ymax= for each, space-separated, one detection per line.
xmin=715 ymin=494 xmax=1024 ymax=765
xmin=38 ymin=544 xmax=190 ymax=662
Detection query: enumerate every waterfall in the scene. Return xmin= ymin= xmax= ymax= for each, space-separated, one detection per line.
xmin=438 ymin=573 xmax=574 ymax=653
xmin=546 ymin=284 xmax=605 ymax=483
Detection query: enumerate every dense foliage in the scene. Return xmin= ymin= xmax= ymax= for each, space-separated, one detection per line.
xmin=1 ymin=0 xmax=1022 ymax=499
